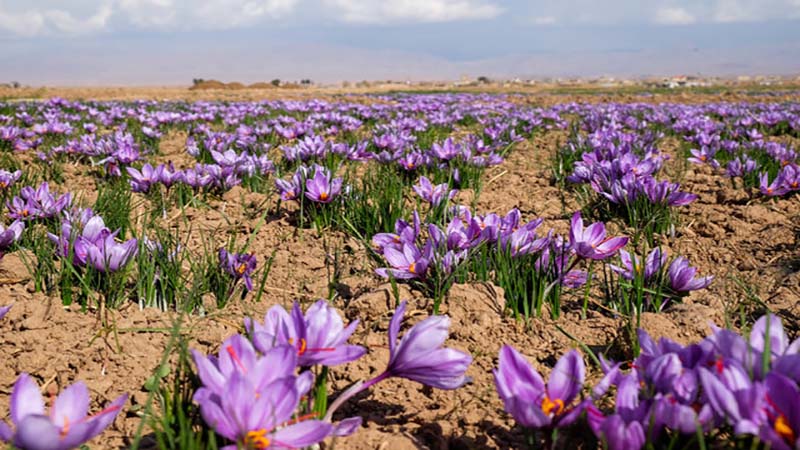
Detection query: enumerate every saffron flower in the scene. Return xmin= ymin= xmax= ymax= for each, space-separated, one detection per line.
xmin=375 ymin=242 xmax=430 ymax=280
xmin=667 ymin=256 xmax=713 ymax=293
xmin=0 ymin=373 xmax=127 ymax=450
xmin=609 ymin=248 xmax=666 ymax=281
xmin=0 ymin=220 xmax=24 ymax=256
xmin=246 ymin=300 xmax=367 ymax=367
xmin=413 ymin=176 xmax=457 ymax=208
xmin=382 ymin=300 xmax=471 ymax=389
xmin=85 ymin=234 xmax=138 ymax=273
xmin=569 ymin=212 xmax=628 ymax=260
xmin=494 ymin=345 xmax=586 ymax=429
xmin=305 ymin=168 xmax=342 ymax=204
xmin=126 ymin=164 xmax=162 ymax=193
xmin=195 ymin=373 xmax=332 ymax=450
xmin=219 ymin=249 xmax=257 ymax=291
xmin=759 ymin=372 xmax=800 ymax=449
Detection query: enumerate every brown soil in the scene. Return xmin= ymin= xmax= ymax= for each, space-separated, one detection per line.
xmin=0 ymin=89 xmax=798 ymax=449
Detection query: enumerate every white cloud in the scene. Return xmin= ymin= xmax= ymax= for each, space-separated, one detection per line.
xmin=118 ymin=0 xmax=176 ymax=27
xmin=655 ymin=7 xmax=695 ymax=25
xmin=0 ymin=1 xmax=111 ymax=36
xmin=324 ymin=0 xmax=503 ymax=24
xmin=0 ymin=7 xmax=46 ymax=36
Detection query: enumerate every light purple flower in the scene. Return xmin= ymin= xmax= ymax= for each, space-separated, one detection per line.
xmin=246 ymin=300 xmax=366 ymax=367
xmin=0 ymin=373 xmax=128 ymax=450
xmin=382 ymin=300 xmax=471 ymax=389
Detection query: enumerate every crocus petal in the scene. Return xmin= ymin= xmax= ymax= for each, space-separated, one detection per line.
xmin=13 ymin=415 xmax=63 ymax=450
xmin=272 ymin=420 xmax=333 ymax=448
xmin=50 ymin=382 xmax=90 ymax=429
xmin=547 ymin=350 xmax=585 ymax=404
xmin=11 ymin=373 xmax=45 ymax=425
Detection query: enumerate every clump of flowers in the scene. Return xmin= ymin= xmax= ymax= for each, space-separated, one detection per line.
xmin=494 ymin=313 xmax=800 ymax=450
xmin=192 ymin=299 xmax=471 ymax=448
xmin=7 ymin=182 xmax=72 ymax=221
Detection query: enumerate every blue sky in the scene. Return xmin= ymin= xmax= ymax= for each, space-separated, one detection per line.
xmin=2 ymin=0 xmax=800 ymax=85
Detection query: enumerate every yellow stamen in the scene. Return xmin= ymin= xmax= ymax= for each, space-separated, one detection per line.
xmin=237 ymin=263 xmax=247 ymax=275
xmin=775 ymin=415 xmax=796 ymax=443
xmin=319 ymin=192 xmax=329 ymax=201
xmin=408 ymin=262 xmax=416 ymax=274
xmin=541 ymin=396 xmax=565 ymax=416
xmin=244 ymin=429 xmax=271 ymax=449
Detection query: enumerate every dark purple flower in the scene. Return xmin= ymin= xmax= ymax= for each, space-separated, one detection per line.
xmin=569 ymin=212 xmax=628 ymax=260
xmin=219 ymin=249 xmax=257 ymax=291
xmin=667 ymin=256 xmax=713 ymax=293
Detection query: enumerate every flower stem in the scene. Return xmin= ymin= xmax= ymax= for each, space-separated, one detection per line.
xmin=323 ymin=371 xmax=390 ymax=421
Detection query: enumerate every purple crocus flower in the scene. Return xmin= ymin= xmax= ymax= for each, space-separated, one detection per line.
xmin=494 ymin=345 xmax=586 ymax=429
xmin=0 ymin=220 xmax=24 ymax=255
xmin=667 ymin=256 xmax=713 ymax=293
xmin=246 ymin=300 xmax=367 ymax=367
xmin=381 ymin=300 xmax=471 ymax=389
xmin=192 ymin=335 xmax=308 ymax=399
xmin=609 ymin=248 xmax=666 ymax=281
xmin=0 ymin=373 xmax=127 ymax=450
xmin=413 ymin=176 xmax=457 ymax=208
xmin=0 ymin=169 xmax=21 ymax=191
xmin=274 ymin=170 xmax=304 ymax=202
xmin=195 ymin=373 xmax=331 ymax=450
xmin=126 ymin=164 xmax=162 ymax=193
xmin=759 ymin=373 xmax=800 ymax=449
xmin=569 ymin=211 xmax=628 ymax=260
xmin=304 ymin=168 xmax=342 ymax=204
xmin=85 ymin=234 xmax=138 ymax=273
xmin=219 ymin=249 xmax=257 ymax=291
xmin=375 ymin=242 xmax=430 ymax=280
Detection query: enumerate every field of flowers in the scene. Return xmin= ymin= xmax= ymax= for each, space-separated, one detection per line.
xmin=0 ymin=91 xmax=798 ymax=449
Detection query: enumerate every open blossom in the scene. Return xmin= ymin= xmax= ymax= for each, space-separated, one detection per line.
xmin=219 ymin=249 xmax=257 ymax=291
xmin=494 ymin=346 xmax=586 ymax=429
xmin=246 ymin=300 xmax=366 ymax=367
xmin=413 ymin=176 xmax=457 ymax=208
xmin=0 ymin=169 xmax=21 ymax=191
xmin=305 ymin=168 xmax=342 ymax=204
xmin=0 ymin=373 xmax=127 ymax=450
xmin=609 ymin=248 xmax=666 ymax=281
xmin=569 ymin=211 xmax=628 ymax=260
xmin=375 ymin=242 xmax=430 ymax=280
xmin=192 ymin=339 xmax=331 ymax=450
